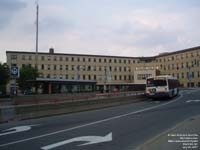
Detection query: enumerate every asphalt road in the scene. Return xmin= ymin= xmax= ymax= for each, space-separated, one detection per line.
xmin=0 ymin=89 xmax=200 ymax=150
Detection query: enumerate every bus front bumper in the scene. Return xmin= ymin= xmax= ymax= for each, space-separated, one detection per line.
xmin=145 ymin=92 xmax=170 ymax=98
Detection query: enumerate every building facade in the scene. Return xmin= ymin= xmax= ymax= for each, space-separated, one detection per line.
xmin=6 ymin=46 xmax=200 ymax=93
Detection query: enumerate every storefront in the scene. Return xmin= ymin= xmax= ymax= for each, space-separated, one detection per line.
xmin=28 ymin=78 xmax=97 ymax=94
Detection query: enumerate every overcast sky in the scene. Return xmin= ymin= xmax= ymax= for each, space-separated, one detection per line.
xmin=0 ymin=0 xmax=200 ymax=63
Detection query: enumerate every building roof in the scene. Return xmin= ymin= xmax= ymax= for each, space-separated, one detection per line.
xmin=6 ymin=45 xmax=200 ymax=59
xmin=28 ymin=78 xmax=97 ymax=84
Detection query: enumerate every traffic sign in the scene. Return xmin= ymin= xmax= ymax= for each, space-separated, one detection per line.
xmin=10 ymin=66 xmax=19 ymax=78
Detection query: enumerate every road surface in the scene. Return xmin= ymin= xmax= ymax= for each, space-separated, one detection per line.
xmin=0 ymin=89 xmax=199 ymax=150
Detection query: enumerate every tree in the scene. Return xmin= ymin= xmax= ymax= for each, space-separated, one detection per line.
xmin=0 ymin=63 xmax=10 ymax=94
xmin=18 ymin=65 xmax=39 ymax=92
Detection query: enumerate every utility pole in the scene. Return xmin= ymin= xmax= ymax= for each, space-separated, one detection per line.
xmin=35 ymin=1 xmax=39 ymax=69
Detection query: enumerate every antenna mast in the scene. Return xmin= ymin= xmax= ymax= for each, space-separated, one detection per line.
xmin=35 ymin=1 xmax=39 ymax=69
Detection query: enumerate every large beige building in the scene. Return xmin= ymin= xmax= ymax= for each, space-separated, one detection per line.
xmin=6 ymin=46 xmax=200 ymax=93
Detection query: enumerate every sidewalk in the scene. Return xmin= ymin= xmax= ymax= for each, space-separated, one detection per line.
xmin=136 ymin=115 xmax=200 ymax=150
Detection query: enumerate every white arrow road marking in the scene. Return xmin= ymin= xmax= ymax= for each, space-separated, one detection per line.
xmin=41 ymin=132 xmax=112 ymax=150
xmin=186 ymin=100 xmax=200 ymax=103
xmin=0 ymin=125 xmax=39 ymax=136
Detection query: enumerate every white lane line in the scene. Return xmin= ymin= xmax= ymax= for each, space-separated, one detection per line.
xmin=186 ymin=100 xmax=200 ymax=103
xmin=0 ymin=95 xmax=182 ymax=147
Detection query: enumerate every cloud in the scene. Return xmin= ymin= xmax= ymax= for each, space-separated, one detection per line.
xmin=0 ymin=0 xmax=200 ymax=63
xmin=0 ymin=0 xmax=26 ymax=30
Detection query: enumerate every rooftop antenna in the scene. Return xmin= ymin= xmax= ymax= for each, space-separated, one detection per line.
xmin=35 ymin=0 xmax=39 ymax=69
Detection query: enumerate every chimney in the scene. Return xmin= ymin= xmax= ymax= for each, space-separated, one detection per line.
xmin=49 ymin=48 xmax=54 ymax=54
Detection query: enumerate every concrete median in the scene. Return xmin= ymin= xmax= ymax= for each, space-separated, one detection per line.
xmin=0 ymin=93 xmax=146 ymax=123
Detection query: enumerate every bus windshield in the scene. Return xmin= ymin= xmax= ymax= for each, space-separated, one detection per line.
xmin=147 ymin=78 xmax=167 ymax=87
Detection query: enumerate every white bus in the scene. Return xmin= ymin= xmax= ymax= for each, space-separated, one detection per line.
xmin=145 ymin=75 xmax=179 ymax=98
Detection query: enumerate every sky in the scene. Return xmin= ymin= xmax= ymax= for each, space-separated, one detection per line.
xmin=0 ymin=0 xmax=200 ymax=63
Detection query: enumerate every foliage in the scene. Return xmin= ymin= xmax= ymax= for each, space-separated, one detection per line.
xmin=0 ymin=63 xmax=10 ymax=94
xmin=18 ymin=65 xmax=39 ymax=91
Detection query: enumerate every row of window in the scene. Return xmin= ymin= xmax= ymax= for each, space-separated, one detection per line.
xmin=160 ymin=60 xmax=200 ymax=70
xmin=18 ymin=55 xmax=139 ymax=64
xmin=170 ymin=71 xmax=200 ymax=79
xmin=157 ymin=50 xmax=200 ymax=63
xmin=137 ymin=74 xmax=152 ymax=80
xmin=42 ymin=74 xmax=133 ymax=81
xmin=33 ymin=64 xmax=131 ymax=72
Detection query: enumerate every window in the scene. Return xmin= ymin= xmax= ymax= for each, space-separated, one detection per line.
xmin=99 ymin=58 xmax=101 ymax=62
xmin=71 ymin=57 xmax=74 ymax=61
xmin=181 ymin=63 xmax=184 ymax=68
xmin=119 ymin=75 xmax=122 ymax=80
xmin=71 ymin=65 xmax=74 ymax=71
xmin=168 ymin=64 xmax=170 ymax=70
xmin=119 ymin=67 xmax=122 ymax=71
xmin=22 ymin=55 xmax=25 ymax=60
xmin=114 ymin=59 xmax=117 ymax=63
xmin=66 ymin=65 xmax=68 ymax=71
xmin=114 ymin=75 xmax=117 ymax=80
xmin=60 ymin=65 xmax=62 ymax=70
xmin=29 ymin=56 xmax=32 ymax=60
xmin=88 ymin=58 xmax=91 ymax=62
xmin=124 ymin=75 xmax=127 ymax=80
xmin=109 ymin=59 xmax=112 ymax=63
xmin=109 ymin=66 xmax=112 ymax=71
xmin=147 ymin=78 xmax=167 ymax=87
xmin=104 ymin=59 xmax=107 ymax=63
xmin=11 ymin=55 xmax=17 ymax=60
xmin=82 ymin=65 xmax=86 ymax=71
xmin=41 ymin=56 xmax=45 ymax=61
xmin=93 ymin=66 xmax=96 ymax=71
xmin=77 ymin=57 xmax=80 ymax=62
xmin=77 ymin=65 xmax=80 ymax=71
xmin=192 ymin=72 xmax=194 ymax=78
xmin=124 ymin=60 xmax=126 ymax=64
xmin=114 ymin=67 xmax=117 ymax=72
xmin=54 ymin=56 xmax=57 ymax=61
xmin=94 ymin=75 xmax=96 ymax=80
xmin=54 ymin=65 xmax=56 ymax=70
xmin=124 ymin=67 xmax=126 ymax=72
xmin=48 ymin=56 xmax=51 ymax=61
xmin=88 ymin=75 xmax=91 ymax=80
xmin=48 ymin=64 xmax=50 ymax=70
xmin=60 ymin=57 xmax=63 ymax=61
xmin=129 ymin=75 xmax=131 ymax=80
xmin=65 ymin=57 xmax=68 ymax=61
xmin=66 ymin=74 xmax=68 ymax=79
xmin=83 ymin=58 xmax=85 ymax=62
xmin=94 ymin=58 xmax=96 ymax=62
xmin=99 ymin=66 xmax=102 ymax=71
xmin=182 ymin=73 xmax=184 ymax=78
xmin=87 ymin=66 xmax=91 ymax=71
xmin=186 ymin=62 xmax=189 ymax=68
xmin=119 ymin=59 xmax=121 ymax=63
xmin=177 ymin=73 xmax=179 ymax=79
xmin=172 ymin=64 xmax=174 ymax=69
xmin=42 ymin=64 xmax=44 ymax=70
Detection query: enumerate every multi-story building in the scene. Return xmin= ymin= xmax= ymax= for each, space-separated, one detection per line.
xmin=6 ymin=46 xmax=200 ymax=94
